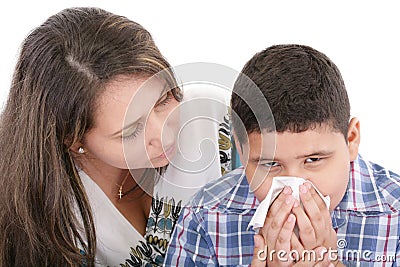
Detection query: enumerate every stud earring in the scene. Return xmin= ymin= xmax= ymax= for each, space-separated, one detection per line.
xmin=78 ymin=147 xmax=85 ymax=154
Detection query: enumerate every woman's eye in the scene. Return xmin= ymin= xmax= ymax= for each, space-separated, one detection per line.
xmin=156 ymin=91 xmax=173 ymax=107
xmin=122 ymin=123 xmax=143 ymax=141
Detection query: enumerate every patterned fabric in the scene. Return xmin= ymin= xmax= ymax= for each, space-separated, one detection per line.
xmin=164 ymin=155 xmax=400 ymax=266
xmin=218 ymin=113 xmax=232 ymax=175
xmin=120 ymin=195 xmax=183 ymax=267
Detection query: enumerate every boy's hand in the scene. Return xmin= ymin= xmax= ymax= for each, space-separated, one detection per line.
xmin=291 ymin=182 xmax=338 ymax=259
xmin=254 ymin=186 xmax=333 ymax=266
xmin=253 ymin=184 xmax=340 ymax=266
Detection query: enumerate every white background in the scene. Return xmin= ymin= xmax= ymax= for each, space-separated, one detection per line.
xmin=1 ymin=0 xmax=399 ymax=173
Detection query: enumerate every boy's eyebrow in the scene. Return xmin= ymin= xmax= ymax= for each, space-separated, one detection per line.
xmin=251 ymin=155 xmax=273 ymax=163
xmin=295 ymin=150 xmax=334 ymax=159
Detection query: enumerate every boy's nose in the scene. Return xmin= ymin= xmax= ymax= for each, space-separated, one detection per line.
xmin=279 ymin=169 xmax=307 ymax=180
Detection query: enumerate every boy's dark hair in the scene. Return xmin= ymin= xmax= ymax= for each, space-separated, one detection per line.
xmin=231 ymin=44 xmax=350 ymax=144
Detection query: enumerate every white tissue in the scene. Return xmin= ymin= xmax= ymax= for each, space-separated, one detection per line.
xmin=249 ymin=176 xmax=330 ymax=231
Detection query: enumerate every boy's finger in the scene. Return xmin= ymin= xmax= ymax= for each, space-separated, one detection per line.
xmin=251 ymin=234 xmax=267 ymax=267
xmin=291 ymin=198 xmax=316 ymax=249
xmin=292 ymin=246 xmax=332 ymax=267
xmin=305 ymin=182 xmax=326 ymax=211
xmin=312 ymin=246 xmax=334 ymax=267
xmin=290 ymin=233 xmax=304 ymax=257
xmin=275 ymin=214 xmax=296 ymax=252
xmin=264 ymin=200 xmax=295 ymax=250
xmin=307 ymin=182 xmax=332 ymax=229
xmin=260 ymin=186 xmax=294 ymax=249
xmin=265 ymin=186 xmax=293 ymax=227
xmin=298 ymin=183 xmax=325 ymax=247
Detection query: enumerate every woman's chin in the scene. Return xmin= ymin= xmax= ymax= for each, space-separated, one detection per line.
xmin=150 ymin=158 xmax=170 ymax=169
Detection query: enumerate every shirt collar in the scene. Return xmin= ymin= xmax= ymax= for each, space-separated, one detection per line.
xmin=214 ymin=167 xmax=259 ymax=213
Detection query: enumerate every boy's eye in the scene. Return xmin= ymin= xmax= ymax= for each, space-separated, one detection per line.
xmin=305 ymin=157 xmax=321 ymax=163
xmin=263 ymin=161 xmax=279 ymax=168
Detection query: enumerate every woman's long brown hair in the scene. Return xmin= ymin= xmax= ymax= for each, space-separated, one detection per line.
xmin=0 ymin=7 xmax=180 ymax=266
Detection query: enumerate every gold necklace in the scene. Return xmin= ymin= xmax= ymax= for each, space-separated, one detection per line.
xmin=116 ymin=171 xmax=130 ymax=200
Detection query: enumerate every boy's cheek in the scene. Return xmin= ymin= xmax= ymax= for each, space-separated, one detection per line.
xmin=308 ymin=176 xmax=348 ymax=211
xmin=246 ymin=168 xmax=273 ymax=201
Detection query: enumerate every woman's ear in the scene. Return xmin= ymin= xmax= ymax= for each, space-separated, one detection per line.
xmin=347 ymin=117 xmax=361 ymax=161
xmin=66 ymin=140 xmax=85 ymax=154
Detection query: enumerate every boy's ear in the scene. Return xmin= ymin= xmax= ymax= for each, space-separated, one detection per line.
xmin=347 ymin=117 xmax=361 ymax=161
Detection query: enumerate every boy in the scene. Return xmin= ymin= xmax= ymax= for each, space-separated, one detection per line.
xmin=164 ymin=45 xmax=400 ymax=266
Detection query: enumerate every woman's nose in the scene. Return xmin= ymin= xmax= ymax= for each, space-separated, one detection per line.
xmin=145 ymin=112 xmax=176 ymax=149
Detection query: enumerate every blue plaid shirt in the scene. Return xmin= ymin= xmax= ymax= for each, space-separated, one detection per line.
xmin=164 ymin=156 xmax=400 ymax=266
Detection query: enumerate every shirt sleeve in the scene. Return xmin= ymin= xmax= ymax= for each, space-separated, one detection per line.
xmin=164 ymin=206 xmax=218 ymax=266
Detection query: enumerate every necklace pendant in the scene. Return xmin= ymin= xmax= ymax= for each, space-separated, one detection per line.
xmin=116 ymin=171 xmax=130 ymax=200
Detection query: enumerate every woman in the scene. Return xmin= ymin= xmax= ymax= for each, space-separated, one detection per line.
xmin=0 ymin=7 xmax=231 ymax=266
